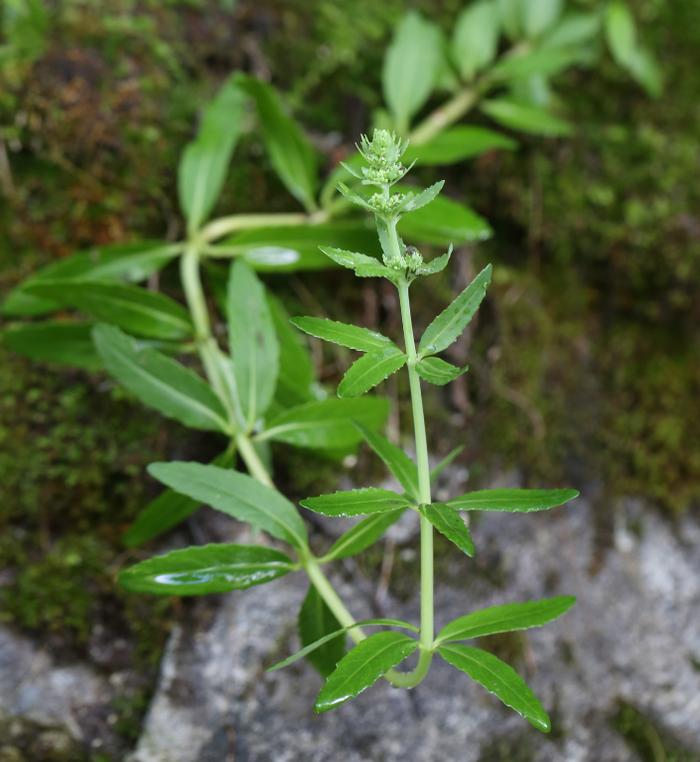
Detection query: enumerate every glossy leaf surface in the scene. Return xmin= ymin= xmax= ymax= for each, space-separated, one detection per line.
xmin=338 ymin=347 xmax=406 ymax=398
xmin=447 ymin=487 xmax=579 ymax=512
xmin=119 ymin=544 xmax=294 ymax=595
xmin=420 ymin=503 xmax=474 ymax=557
xmin=438 ymin=644 xmax=551 ymax=732
xmin=291 ymin=316 xmax=394 ymax=353
xmin=315 ymin=632 xmax=418 ymax=713
xmin=436 ymin=596 xmax=576 ymax=644
xmin=418 ymin=264 xmax=492 ymax=356
xmin=149 ymin=461 xmax=307 ymax=548
xmin=93 ymin=324 xmax=228 ymax=432
xmin=302 ymin=488 xmax=411 ymax=517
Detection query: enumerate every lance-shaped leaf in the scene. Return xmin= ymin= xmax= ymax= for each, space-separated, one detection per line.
xmin=418 ymin=264 xmax=492 ymax=357
xmin=452 ymin=0 xmax=500 ymax=80
xmin=123 ymin=450 xmax=235 ymax=548
xmin=269 ymin=618 xmax=418 ymax=672
xmin=227 ymin=260 xmax=279 ymax=424
xmin=301 ymin=488 xmax=411 ymax=517
xmin=29 ymin=281 xmax=191 ymax=340
xmin=541 ymin=12 xmax=601 ymax=49
xmin=2 ymin=241 xmax=180 ymax=317
xmin=2 ymin=321 xmax=100 ymax=370
xmin=417 ymin=357 xmax=468 ymax=385
xmin=404 ymin=127 xmax=516 ymax=166
xmin=447 ymin=487 xmax=579 ymax=513
xmin=399 ymin=195 xmax=492 ymax=247
xmin=438 ymin=644 xmax=551 ymax=732
xmin=320 ymin=246 xmax=395 ymax=279
xmin=417 ymin=245 xmax=452 ymax=276
xmin=179 ymin=77 xmax=246 ymax=234
xmin=490 ymin=46 xmax=588 ymax=82
xmin=354 ymin=423 xmax=419 ymax=499
xmin=481 ymin=99 xmax=572 ymax=137
xmin=291 ymin=316 xmax=394 ymax=353
xmin=430 ymin=445 xmax=465 ymax=482
xmin=119 ymin=544 xmax=294 ymax=595
xmin=420 ymin=503 xmax=474 ymax=557
xmin=268 ymin=296 xmax=316 ymax=408
xmin=321 ymin=509 xmax=406 ymax=562
xmin=401 ymin=181 xmax=444 ymax=213
xmin=338 ymin=347 xmax=407 ymax=398
xmin=149 ymin=461 xmax=307 ymax=549
xmin=259 ymin=397 xmax=389 ymax=450
xmin=522 ymin=0 xmax=563 ymax=38
xmin=237 ymin=75 xmax=318 ymax=211
xmin=436 ymin=596 xmax=576 ymax=645
xmin=383 ymin=11 xmax=444 ymax=131
xmin=93 ymin=324 xmax=229 ymax=432
xmin=298 ymin=586 xmax=345 ymax=677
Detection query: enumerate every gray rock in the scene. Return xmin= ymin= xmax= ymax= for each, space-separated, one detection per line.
xmin=131 ymin=498 xmax=700 ymax=762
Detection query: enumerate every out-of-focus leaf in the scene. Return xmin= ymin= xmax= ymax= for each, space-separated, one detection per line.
xmin=481 ymin=99 xmax=572 ymax=136
xmin=497 ymin=0 xmax=523 ymax=40
xmin=398 ymin=194 xmax=492 ymax=246
xmin=93 ymin=324 xmax=229 ymax=432
xmin=491 ymin=46 xmax=589 ymax=81
xmin=301 ymin=488 xmax=411 ymax=517
xmin=522 ymin=0 xmax=563 ymax=39
xmin=338 ymin=347 xmax=407 ymax=398
xmin=420 ymin=503 xmax=474 ymax=556
xmin=298 ymin=586 xmax=345 ymax=677
xmin=383 ymin=11 xmax=445 ymax=131
xmin=29 ymin=281 xmax=191 ymax=340
xmin=149 ymin=461 xmax=308 ymax=548
xmin=405 ymin=126 xmax=516 ymax=166
xmin=237 ymin=75 xmax=319 ymax=211
xmin=2 ymin=321 xmax=100 ymax=370
xmin=179 ymin=77 xmax=246 ymax=234
xmin=438 ymin=644 xmax=551 ymax=732
xmin=541 ymin=12 xmax=601 ymax=48
xmin=447 ymin=487 xmax=579 ymax=512
xmin=119 ymin=544 xmax=294 ymax=595
xmin=322 ymin=509 xmax=406 ymax=562
xmin=605 ymin=0 xmax=636 ymax=68
xmin=452 ymin=1 xmax=500 ymax=80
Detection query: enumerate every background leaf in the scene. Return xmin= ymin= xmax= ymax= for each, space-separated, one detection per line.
xmin=438 ymin=644 xmax=551 ymax=732
xmin=452 ymin=1 xmax=500 ymax=80
xmin=149 ymin=461 xmax=308 ymax=548
xmin=119 ymin=544 xmax=294 ymax=595
xmin=2 ymin=321 xmax=100 ymax=370
xmin=322 ymin=509 xmax=405 ymax=561
xmin=301 ymin=488 xmax=410 ymax=517
xmin=447 ymin=487 xmax=579 ymax=512
xmin=404 ymin=126 xmax=516 ymax=166
xmin=315 ymin=631 xmax=418 ymax=713
xmin=338 ymin=347 xmax=406 ymax=398
xmin=481 ymin=99 xmax=573 ymax=136
xmin=298 ymin=585 xmax=345 ymax=677
xmin=398 ymin=194 xmax=492 ymax=246
xmin=522 ymin=0 xmax=563 ymax=39
xmin=178 ymin=77 xmax=246 ymax=234
xmin=354 ymin=423 xmax=419 ymax=499
xmin=93 ymin=324 xmax=229 ymax=432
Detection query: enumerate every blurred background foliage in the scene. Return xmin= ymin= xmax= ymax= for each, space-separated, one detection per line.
xmin=0 ymin=0 xmax=698 ymax=737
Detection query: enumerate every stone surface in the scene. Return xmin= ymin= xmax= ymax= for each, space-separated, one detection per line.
xmin=130 ymin=499 xmax=700 ymax=762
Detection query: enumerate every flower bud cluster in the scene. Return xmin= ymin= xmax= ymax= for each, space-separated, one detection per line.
xmin=357 ymin=129 xmax=409 ymax=188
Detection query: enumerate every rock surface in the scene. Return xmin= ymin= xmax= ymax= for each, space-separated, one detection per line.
xmin=128 ymin=498 xmax=700 ymax=762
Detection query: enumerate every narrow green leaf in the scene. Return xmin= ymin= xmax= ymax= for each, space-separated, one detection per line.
xmin=298 ymin=586 xmax=345 ymax=677
xmin=338 ymin=347 xmax=406 ymax=398
xmin=404 ymin=126 xmax=516 ymax=166
xmin=268 ymin=296 xmax=316 ymax=408
xmin=237 ymin=75 xmax=318 ymax=211
xmin=354 ymin=423 xmax=419 ymax=499
xmin=605 ymin=0 xmax=637 ymax=69
xmin=259 ymin=397 xmax=389 ymax=450
xmin=398 ymin=194 xmax=492 ymax=246
xmin=438 ymin=644 xmax=551 ymax=732
xmin=452 ymin=1 xmax=500 ymax=80
xmin=522 ymin=0 xmax=563 ymax=38
xmin=320 ymin=246 xmax=395 ymax=279
xmin=291 ymin=316 xmax=394 ymax=353
xmin=2 ymin=321 xmax=100 ymax=370
xmin=1 ymin=241 xmax=180 ymax=317
xmin=322 ymin=509 xmax=406 ymax=562
xmin=383 ymin=11 xmax=444 ymax=130
xmin=481 ymin=99 xmax=572 ymax=137
xmin=416 ymin=356 xmax=468 ymax=385
xmin=447 ymin=487 xmax=579 ymax=513
xmin=227 ymin=260 xmax=279 ymax=423
xmin=149 ymin=461 xmax=308 ymax=548
xmin=622 ymin=45 xmax=663 ymax=97
xmin=417 ymin=247 xmax=452 ymax=276
xmin=28 ymin=281 xmax=191 ymax=340
xmin=216 ymin=222 xmax=378 ymax=272
xmin=541 ymin=12 xmax=600 ymax=49
xmin=119 ymin=544 xmax=294 ymax=595
xmin=93 ymin=324 xmax=229 ymax=432
xmin=301 ymin=488 xmax=411 ymax=517
xmin=178 ymin=77 xmax=246 ymax=233
xmin=268 ymin=618 xmax=419 ymax=672
xmin=123 ymin=450 xmax=234 ymax=548
xmin=490 ymin=46 xmax=588 ymax=81
xmin=420 ymin=503 xmax=474 ymax=557
xmin=436 ymin=596 xmax=576 ymax=644
xmin=430 ymin=445 xmax=464 ymax=483
xmin=418 ymin=264 xmax=492 ymax=356
xmin=315 ymin=632 xmax=419 ymax=712
xmin=497 ymin=0 xmax=523 ymax=40
xmin=402 ymin=181 xmax=444 ymax=213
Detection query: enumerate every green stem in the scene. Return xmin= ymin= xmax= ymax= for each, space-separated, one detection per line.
xmin=235 ymin=433 xmax=274 ymax=488
xmin=409 ymin=87 xmax=478 ymax=146
xmin=305 ymin=557 xmax=364 ymax=645
xmin=200 ymin=211 xmax=327 ymax=244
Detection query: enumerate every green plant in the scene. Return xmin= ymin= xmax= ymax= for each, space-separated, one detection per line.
xmin=116 ymin=129 xmax=579 ymax=726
